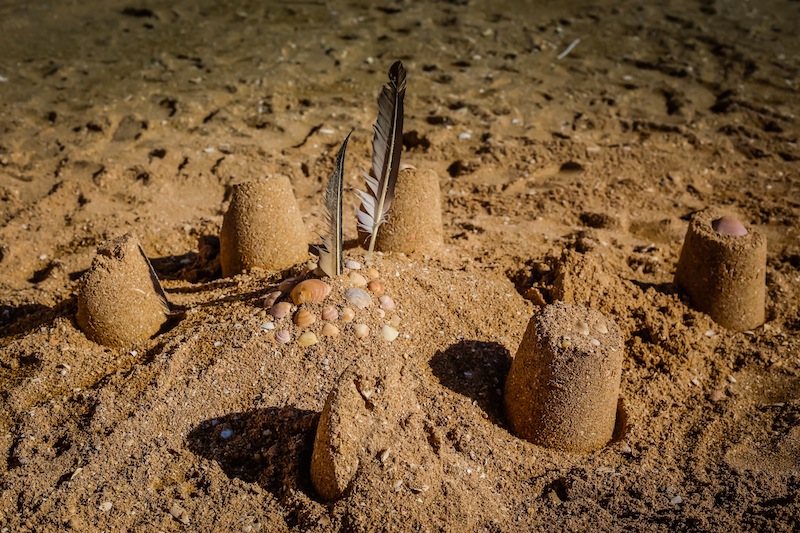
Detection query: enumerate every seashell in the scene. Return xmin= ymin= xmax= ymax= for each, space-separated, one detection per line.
xmin=348 ymin=272 xmax=368 ymax=287
xmin=297 ymin=331 xmax=319 ymax=347
xmin=712 ymin=215 xmax=747 ymax=237
xmin=321 ymin=306 xmax=339 ymax=321
xmin=275 ymin=329 xmax=292 ymax=344
xmin=367 ymin=280 xmax=384 ymax=295
xmin=366 ymin=267 xmax=380 ymax=280
xmin=381 ymin=325 xmax=399 ymax=342
xmin=279 ymin=277 xmax=301 ymax=293
xmin=291 ymin=279 xmax=331 ymax=305
xmin=353 ymin=323 xmax=370 ymax=339
xmin=293 ymin=309 xmax=317 ymax=328
xmin=376 ymin=309 xmax=385 ymax=318
xmin=388 ymin=315 xmax=401 ymax=328
xmin=321 ymin=323 xmax=340 ymax=337
xmin=341 ymin=307 xmax=355 ymax=322
xmin=345 ymin=260 xmax=362 ymax=270
xmin=271 ymin=301 xmax=293 ymax=319
xmin=344 ymin=288 xmax=372 ymax=309
xmin=261 ymin=322 xmax=275 ymax=331
xmin=262 ymin=290 xmax=282 ymax=309
xmin=379 ymin=295 xmax=395 ymax=310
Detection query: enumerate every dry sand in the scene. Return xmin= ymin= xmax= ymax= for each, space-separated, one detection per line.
xmin=1 ymin=0 xmax=799 ymax=531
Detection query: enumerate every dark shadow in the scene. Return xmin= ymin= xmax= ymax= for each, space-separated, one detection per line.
xmin=149 ymin=234 xmax=221 ymax=283
xmin=628 ymin=279 xmax=678 ymax=296
xmin=0 ymin=298 xmax=75 ymax=338
xmin=186 ymin=406 xmax=319 ymax=498
xmin=429 ymin=340 xmax=512 ymax=424
xmin=609 ymin=397 xmax=630 ymax=445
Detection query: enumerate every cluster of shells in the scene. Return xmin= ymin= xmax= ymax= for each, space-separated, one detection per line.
xmin=259 ymin=260 xmax=400 ymax=347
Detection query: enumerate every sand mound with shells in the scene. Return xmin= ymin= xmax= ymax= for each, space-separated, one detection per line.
xmin=2 ymin=0 xmax=800 ymax=531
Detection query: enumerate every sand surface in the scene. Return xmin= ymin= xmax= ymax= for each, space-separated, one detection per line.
xmin=1 ymin=0 xmax=799 ymax=531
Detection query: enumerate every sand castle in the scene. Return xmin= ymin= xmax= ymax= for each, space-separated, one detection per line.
xmin=370 ymin=167 xmax=444 ymax=256
xmin=77 ymin=234 xmax=170 ymax=347
xmin=219 ymin=176 xmax=309 ymax=277
xmin=675 ymin=208 xmax=766 ymax=331
xmin=504 ymin=302 xmax=624 ymax=453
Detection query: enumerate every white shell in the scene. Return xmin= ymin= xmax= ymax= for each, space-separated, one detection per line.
xmin=345 ymin=260 xmax=362 ymax=270
xmin=353 ymin=323 xmax=369 ymax=339
xmin=379 ymin=295 xmax=395 ymax=310
xmin=344 ymin=288 xmax=372 ymax=309
xmin=348 ymin=272 xmax=368 ymax=288
xmin=381 ymin=325 xmax=399 ymax=342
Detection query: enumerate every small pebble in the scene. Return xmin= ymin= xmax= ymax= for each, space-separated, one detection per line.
xmin=381 ymin=325 xmax=399 ymax=342
xmin=261 ymin=322 xmax=275 ymax=331
xmin=220 ymin=429 xmax=233 ymax=439
xmin=345 ymin=260 xmax=362 ymax=270
xmin=705 ymin=330 xmax=717 ymax=337
xmin=380 ymin=448 xmax=391 ymax=463
xmin=590 ymin=338 xmax=601 ymax=347
xmin=341 ymin=307 xmax=355 ymax=322
xmin=99 ymin=502 xmax=112 ymax=512
xmin=388 ymin=315 xmax=401 ymax=328
xmin=366 ymin=267 xmax=380 ymax=280
xmin=348 ymin=272 xmax=368 ymax=287
xmin=577 ymin=321 xmax=590 ymax=336
xmin=169 ymin=503 xmax=190 ymax=524
xmin=709 ymin=389 xmax=725 ymax=402
xmin=671 ymin=496 xmax=683 ymax=505
xmin=595 ymin=322 xmax=608 ymax=334
xmin=275 ymin=330 xmax=292 ymax=344
xmin=353 ymin=323 xmax=370 ymax=339
xmin=297 ymin=331 xmax=319 ymax=347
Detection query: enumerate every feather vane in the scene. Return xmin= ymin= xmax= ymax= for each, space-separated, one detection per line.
xmin=318 ymin=132 xmax=351 ymax=277
xmin=357 ymin=61 xmax=406 ymax=258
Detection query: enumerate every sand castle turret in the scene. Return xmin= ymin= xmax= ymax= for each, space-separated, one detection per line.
xmin=369 ymin=168 xmax=444 ymax=256
xmin=219 ymin=177 xmax=309 ymax=277
xmin=77 ymin=234 xmax=170 ymax=347
xmin=504 ymin=302 xmax=623 ymax=453
xmin=674 ymin=208 xmax=766 ymax=331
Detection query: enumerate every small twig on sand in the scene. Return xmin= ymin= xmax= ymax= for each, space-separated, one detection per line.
xmin=557 ymin=38 xmax=581 ymax=60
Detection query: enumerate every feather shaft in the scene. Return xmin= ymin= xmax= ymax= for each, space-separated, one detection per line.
xmin=318 ymin=132 xmax=351 ymax=277
xmin=358 ymin=61 xmax=406 ymax=259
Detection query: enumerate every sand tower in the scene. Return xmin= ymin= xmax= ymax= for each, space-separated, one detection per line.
xmin=77 ymin=234 xmax=170 ymax=347
xmin=370 ymin=168 xmax=444 ymax=256
xmin=504 ymin=302 xmax=623 ymax=453
xmin=219 ymin=177 xmax=309 ymax=277
xmin=674 ymin=208 xmax=766 ymax=331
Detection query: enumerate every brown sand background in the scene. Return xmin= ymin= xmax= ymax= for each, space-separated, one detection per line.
xmin=1 ymin=0 xmax=799 ymax=530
